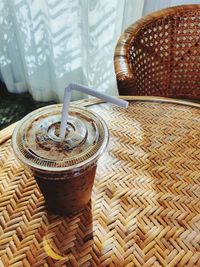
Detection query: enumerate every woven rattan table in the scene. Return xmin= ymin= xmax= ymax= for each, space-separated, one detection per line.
xmin=0 ymin=96 xmax=200 ymax=267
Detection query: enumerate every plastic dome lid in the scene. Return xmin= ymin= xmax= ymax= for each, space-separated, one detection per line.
xmin=12 ymin=105 xmax=109 ymax=172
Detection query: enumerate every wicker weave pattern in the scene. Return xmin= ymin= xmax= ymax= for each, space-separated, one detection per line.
xmin=114 ymin=5 xmax=200 ymax=99
xmin=0 ymin=99 xmax=200 ymax=266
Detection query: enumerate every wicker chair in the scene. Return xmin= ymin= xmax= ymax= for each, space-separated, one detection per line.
xmin=114 ymin=5 xmax=200 ymax=99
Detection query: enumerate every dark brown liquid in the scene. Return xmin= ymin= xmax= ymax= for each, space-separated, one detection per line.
xmin=33 ymin=165 xmax=97 ymax=215
xmin=13 ymin=106 xmax=108 ymax=216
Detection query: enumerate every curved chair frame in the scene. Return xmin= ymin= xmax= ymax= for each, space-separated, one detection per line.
xmin=114 ymin=5 xmax=200 ymax=99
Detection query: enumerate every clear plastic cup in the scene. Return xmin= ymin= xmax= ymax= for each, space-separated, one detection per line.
xmin=12 ymin=104 xmax=109 ymax=215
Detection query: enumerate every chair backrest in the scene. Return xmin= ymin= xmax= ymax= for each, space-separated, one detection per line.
xmin=114 ymin=5 xmax=200 ymax=99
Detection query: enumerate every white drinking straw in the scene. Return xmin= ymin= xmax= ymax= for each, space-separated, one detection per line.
xmin=60 ymin=82 xmax=129 ymax=139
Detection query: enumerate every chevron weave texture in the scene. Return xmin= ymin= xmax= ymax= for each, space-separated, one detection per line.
xmin=0 ymin=99 xmax=200 ymax=267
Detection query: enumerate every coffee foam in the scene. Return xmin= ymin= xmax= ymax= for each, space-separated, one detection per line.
xmin=27 ymin=113 xmax=97 ymax=161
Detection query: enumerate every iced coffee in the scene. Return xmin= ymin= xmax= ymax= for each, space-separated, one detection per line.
xmin=12 ymin=104 xmax=109 ymax=215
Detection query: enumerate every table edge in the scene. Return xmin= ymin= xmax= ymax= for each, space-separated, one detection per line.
xmin=0 ymin=96 xmax=199 ymax=145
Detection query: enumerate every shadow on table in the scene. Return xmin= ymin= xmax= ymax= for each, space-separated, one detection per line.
xmin=42 ymin=201 xmax=94 ymax=266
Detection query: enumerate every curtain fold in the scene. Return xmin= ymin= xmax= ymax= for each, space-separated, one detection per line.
xmin=1 ymin=0 xmax=197 ymax=102
xmin=0 ymin=0 xmax=144 ymax=102
xmin=143 ymin=0 xmax=200 ymax=15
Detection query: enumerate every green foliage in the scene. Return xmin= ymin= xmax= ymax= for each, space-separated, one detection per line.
xmin=0 ymin=84 xmax=55 ymax=130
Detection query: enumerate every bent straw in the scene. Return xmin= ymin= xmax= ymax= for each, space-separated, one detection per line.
xmin=60 ymin=82 xmax=129 ymax=139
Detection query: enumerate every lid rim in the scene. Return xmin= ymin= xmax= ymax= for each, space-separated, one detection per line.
xmin=12 ymin=130 xmax=109 ymax=172
xmin=12 ymin=105 xmax=109 ymax=172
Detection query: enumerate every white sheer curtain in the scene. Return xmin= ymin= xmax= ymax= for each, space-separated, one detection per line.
xmin=143 ymin=0 xmax=200 ymax=15
xmin=0 ymin=0 xmax=144 ymax=102
xmin=0 ymin=0 xmax=198 ymax=102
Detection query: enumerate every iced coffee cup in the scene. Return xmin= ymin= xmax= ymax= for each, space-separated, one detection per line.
xmin=12 ymin=104 xmax=109 ymax=215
